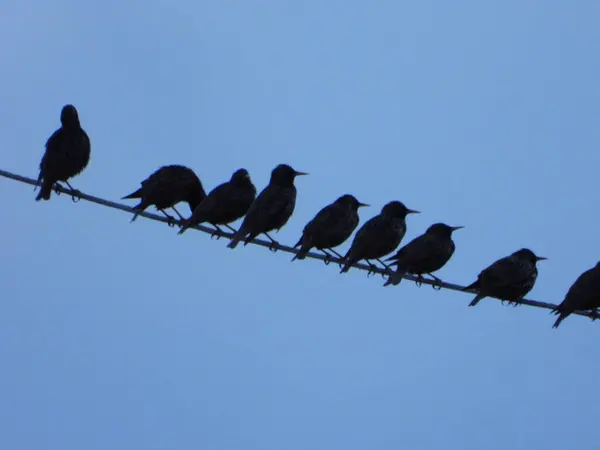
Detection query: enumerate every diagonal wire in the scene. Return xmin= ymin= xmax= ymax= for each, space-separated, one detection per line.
xmin=1 ymin=167 xmax=598 ymax=323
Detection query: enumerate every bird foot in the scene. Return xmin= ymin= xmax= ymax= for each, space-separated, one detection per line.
xmin=268 ymin=240 xmax=280 ymax=253
xmin=210 ymin=226 xmax=225 ymax=240
xmin=414 ymin=275 xmax=425 ymax=288
xmin=426 ymin=274 xmax=443 ymax=291
xmin=590 ymin=309 xmax=600 ymax=321
xmin=366 ymin=262 xmax=379 ymax=277
xmin=322 ymin=253 xmax=332 ymax=266
xmin=165 ymin=215 xmax=177 ymax=227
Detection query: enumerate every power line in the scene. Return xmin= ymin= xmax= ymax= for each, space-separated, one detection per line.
xmin=2 ymin=167 xmax=598 ymax=323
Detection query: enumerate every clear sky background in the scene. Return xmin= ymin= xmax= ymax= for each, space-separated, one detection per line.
xmin=1 ymin=1 xmax=599 ymax=449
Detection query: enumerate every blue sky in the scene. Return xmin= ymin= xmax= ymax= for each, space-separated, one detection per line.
xmin=1 ymin=1 xmax=600 ymax=449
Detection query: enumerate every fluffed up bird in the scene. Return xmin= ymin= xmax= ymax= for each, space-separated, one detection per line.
xmin=36 ymin=104 xmax=91 ymax=201
xmin=227 ymin=164 xmax=308 ymax=249
xmin=292 ymin=194 xmax=369 ymax=261
xmin=552 ymin=262 xmax=600 ymax=328
xmin=178 ymin=168 xmax=257 ymax=236
xmin=122 ymin=165 xmax=206 ymax=223
xmin=463 ymin=248 xmax=546 ymax=307
xmin=340 ymin=201 xmax=419 ymax=273
xmin=383 ymin=223 xmax=463 ymax=287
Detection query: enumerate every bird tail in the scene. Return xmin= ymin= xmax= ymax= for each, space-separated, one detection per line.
xmin=35 ymin=179 xmax=53 ymax=201
xmin=468 ymin=294 xmax=485 ymax=307
xmin=227 ymin=227 xmax=245 ymax=249
xmin=177 ymin=220 xmax=191 ymax=235
xmin=384 ymin=268 xmax=406 ymax=287
xmin=122 ymin=188 xmax=143 ymax=200
xmin=340 ymin=254 xmax=355 ymax=273
xmin=552 ymin=312 xmax=568 ymax=329
xmin=550 ymin=303 xmax=569 ymax=329
xmin=463 ymin=280 xmax=479 ymax=292
xmin=292 ymin=237 xmax=311 ymax=261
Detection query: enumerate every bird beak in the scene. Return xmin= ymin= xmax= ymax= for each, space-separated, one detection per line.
xmin=536 ymin=256 xmax=548 ymax=261
xmin=450 ymin=226 xmax=465 ymax=231
xmin=294 ymin=171 xmax=309 ymax=177
xmin=358 ymin=202 xmax=370 ymax=208
xmin=407 ymin=209 xmax=420 ymax=214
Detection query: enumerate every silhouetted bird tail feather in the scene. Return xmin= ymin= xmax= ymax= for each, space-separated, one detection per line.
xmin=122 ymin=188 xmax=143 ymax=200
xmin=384 ymin=269 xmax=406 ymax=287
xmin=36 ymin=180 xmax=53 ymax=201
xmin=468 ymin=294 xmax=484 ymax=307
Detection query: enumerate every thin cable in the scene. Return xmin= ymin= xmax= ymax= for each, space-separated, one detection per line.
xmin=1 ymin=168 xmax=598 ymax=322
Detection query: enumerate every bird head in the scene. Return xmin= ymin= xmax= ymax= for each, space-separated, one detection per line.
xmin=270 ymin=164 xmax=308 ymax=186
xmin=514 ymin=248 xmax=547 ymax=263
xmin=381 ymin=201 xmax=420 ymax=219
xmin=426 ymin=223 xmax=464 ymax=238
xmin=60 ymin=104 xmax=80 ymax=128
xmin=336 ymin=194 xmax=369 ymax=211
xmin=230 ymin=168 xmax=252 ymax=185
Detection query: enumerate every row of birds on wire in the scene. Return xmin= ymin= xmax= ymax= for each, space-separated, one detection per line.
xmin=32 ymin=104 xmax=600 ymax=329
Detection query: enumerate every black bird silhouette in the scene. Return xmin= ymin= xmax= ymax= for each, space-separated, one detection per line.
xmin=227 ymin=164 xmax=308 ymax=249
xmin=292 ymin=194 xmax=369 ymax=261
xmin=340 ymin=201 xmax=419 ymax=274
xmin=178 ymin=168 xmax=257 ymax=236
xmin=463 ymin=248 xmax=546 ymax=307
xmin=36 ymin=104 xmax=91 ymax=201
xmin=552 ymin=262 xmax=600 ymax=328
xmin=122 ymin=165 xmax=206 ymax=223
xmin=384 ymin=223 xmax=463 ymax=287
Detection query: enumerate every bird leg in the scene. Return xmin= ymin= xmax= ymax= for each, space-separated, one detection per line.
xmin=376 ymin=259 xmax=394 ymax=279
xmin=158 ymin=210 xmax=177 ymax=227
xmin=320 ymin=250 xmax=334 ymax=265
xmin=210 ymin=225 xmax=225 ymax=240
xmin=224 ymin=224 xmax=237 ymax=234
xmin=62 ymin=181 xmax=83 ymax=202
xmin=426 ymin=273 xmax=443 ymax=290
xmin=365 ymin=260 xmax=380 ymax=277
xmin=170 ymin=206 xmax=185 ymax=222
xmin=321 ymin=248 xmax=344 ymax=267
xmin=263 ymin=232 xmax=280 ymax=252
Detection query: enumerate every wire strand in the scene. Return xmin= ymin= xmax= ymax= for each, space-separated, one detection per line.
xmin=2 ymin=168 xmax=597 ymax=323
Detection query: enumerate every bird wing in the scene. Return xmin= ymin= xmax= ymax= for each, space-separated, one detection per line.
xmin=191 ymin=182 xmax=230 ymax=217
xmin=481 ymin=256 xmax=535 ymax=288
xmin=389 ymin=234 xmax=435 ymax=266
xmin=303 ymin=203 xmax=339 ymax=235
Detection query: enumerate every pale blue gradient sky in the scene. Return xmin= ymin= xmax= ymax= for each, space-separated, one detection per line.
xmin=1 ymin=1 xmax=600 ymax=449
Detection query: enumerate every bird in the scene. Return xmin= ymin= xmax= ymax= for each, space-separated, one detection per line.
xmin=552 ymin=262 xmax=600 ymax=328
xmin=463 ymin=248 xmax=547 ymax=307
xmin=292 ymin=194 xmax=369 ymax=261
xmin=122 ymin=165 xmax=206 ymax=223
xmin=36 ymin=104 xmax=91 ymax=201
xmin=227 ymin=164 xmax=308 ymax=249
xmin=383 ymin=222 xmax=463 ymax=286
xmin=340 ymin=201 xmax=420 ymax=273
xmin=178 ymin=168 xmax=257 ymax=236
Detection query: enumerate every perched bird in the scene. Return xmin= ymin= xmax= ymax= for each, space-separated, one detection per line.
xmin=292 ymin=194 xmax=369 ymax=261
xmin=36 ymin=104 xmax=91 ymax=201
xmin=463 ymin=248 xmax=546 ymax=307
xmin=340 ymin=201 xmax=419 ymax=273
xmin=552 ymin=262 xmax=600 ymax=328
xmin=122 ymin=165 xmax=206 ymax=222
xmin=227 ymin=164 xmax=307 ymax=249
xmin=178 ymin=168 xmax=257 ymax=235
xmin=384 ymin=223 xmax=463 ymax=286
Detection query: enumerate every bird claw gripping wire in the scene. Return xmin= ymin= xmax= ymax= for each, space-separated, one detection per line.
xmin=210 ymin=229 xmax=221 ymax=240
xmin=322 ymin=253 xmax=332 ymax=266
xmin=165 ymin=216 xmax=177 ymax=228
xmin=69 ymin=190 xmax=82 ymax=203
xmin=268 ymin=240 xmax=280 ymax=253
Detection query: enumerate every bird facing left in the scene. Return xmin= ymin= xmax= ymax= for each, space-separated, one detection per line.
xmin=122 ymin=165 xmax=206 ymax=223
xmin=36 ymin=104 xmax=91 ymax=201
